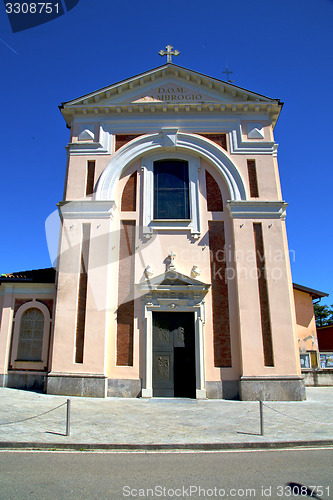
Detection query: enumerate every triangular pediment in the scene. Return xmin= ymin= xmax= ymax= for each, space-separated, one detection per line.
xmin=60 ymin=63 xmax=281 ymax=116
xmin=60 ymin=64 xmax=283 ymax=127
xmin=137 ymin=269 xmax=210 ymax=290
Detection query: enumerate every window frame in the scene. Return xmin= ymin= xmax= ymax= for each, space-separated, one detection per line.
xmin=9 ymin=301 xmax=51 ymax=371
xmin=141 ymin=152 xmax=201 ymax=238
xmin=17 ymin=308 xmax=44 ymax=362
xmin=153 ymin=159 xmax=190 ymax=220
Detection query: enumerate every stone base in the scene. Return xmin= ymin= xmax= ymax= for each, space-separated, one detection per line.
xmin=107 ymin=379 xmax=141 ymax=398
xmin=7 ymin=371 xmax=46 ymax=392
xmin=0 ymin=374 xmax=6 ymax=387
xmin=196 ymin=389 xmax=207 ymax=399
xmin=206 ymin=381 xmax=240 ymax=400
xmin=303 ymin=370 xmax=333 ymax=386
xmin=47 ymin=373 xmax=107 ymax=398
xmin=141 ymin=388 xmax=153 ymax=398
xmin=222 ymin=380 xmax=240 ymax=400
xmin=240 ymin=376 xmax=306 ymax=401
xmin=206 ymin=381 xmax=222 ymax=399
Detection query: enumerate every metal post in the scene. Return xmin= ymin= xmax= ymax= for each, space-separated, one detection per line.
xmin=66 ymin=399 xmax=71 ymax=437
xmin=259 ymin=400 xmax=264 ymax=436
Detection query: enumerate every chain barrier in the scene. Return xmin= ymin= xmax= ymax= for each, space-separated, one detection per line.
xmin=0 ymin=401 xmax=67 ymax=426
xmin=262 ymin=402 xmax=333 ymax=426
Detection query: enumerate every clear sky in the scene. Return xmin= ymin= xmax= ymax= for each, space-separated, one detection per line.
xmin=0 ymin=0 xmax=332 ymax=305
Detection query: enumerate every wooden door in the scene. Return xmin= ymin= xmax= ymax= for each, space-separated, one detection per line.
xmin=152 ymin=312 xmax=196 ymax=398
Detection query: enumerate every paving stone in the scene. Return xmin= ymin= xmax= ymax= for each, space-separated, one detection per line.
xmin=0 ymin=387 xmax=332 ymax=447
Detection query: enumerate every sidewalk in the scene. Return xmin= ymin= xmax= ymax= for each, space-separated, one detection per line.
xmin=0 ymin=387 xmax=332 ymax=450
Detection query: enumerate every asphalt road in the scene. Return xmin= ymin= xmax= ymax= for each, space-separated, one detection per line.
xmin=0 ymin=448 xmax=332 ymax=499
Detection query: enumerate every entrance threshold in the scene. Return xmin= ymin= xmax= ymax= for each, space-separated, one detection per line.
xmin=147 ymin=398 xmax=198 ymax=404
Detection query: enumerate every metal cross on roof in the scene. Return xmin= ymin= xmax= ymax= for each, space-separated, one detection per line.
xmin=223 ymin=66 xmax=234 ymax=83
xmin=159 ymin=45 xmax=180 ymax=63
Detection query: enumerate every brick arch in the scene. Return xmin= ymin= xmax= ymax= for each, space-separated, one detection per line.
xmin=94 ymin=132 xmax=247 ymax=202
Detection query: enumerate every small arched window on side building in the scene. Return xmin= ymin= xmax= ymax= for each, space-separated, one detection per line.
xmin=17 ymin=308 xmax=44 ymax=362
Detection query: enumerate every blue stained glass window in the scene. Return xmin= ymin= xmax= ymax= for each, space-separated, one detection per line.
xmin=154 ymin=160 xmax=190 ymax=219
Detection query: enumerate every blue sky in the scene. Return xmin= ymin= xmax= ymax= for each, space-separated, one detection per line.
xmin=0 ymin=0 xmax=332 ymax=305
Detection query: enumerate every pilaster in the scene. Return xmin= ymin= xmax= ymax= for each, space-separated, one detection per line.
xmin=0 ymin=286 xmax=14 ymax=379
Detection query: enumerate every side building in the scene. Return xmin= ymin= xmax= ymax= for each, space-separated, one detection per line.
xmin=0 ymin=269 xmax=55 ymax=391
xmin=293 ymin=283 xmax=332 ymax=386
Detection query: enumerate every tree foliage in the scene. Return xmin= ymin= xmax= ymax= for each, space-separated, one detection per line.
xmin=314 ymin=303 xmax=333 ymax=327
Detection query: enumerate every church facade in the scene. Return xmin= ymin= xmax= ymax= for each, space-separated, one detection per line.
xmin=0 ymin=60 xmax=306 ymax=400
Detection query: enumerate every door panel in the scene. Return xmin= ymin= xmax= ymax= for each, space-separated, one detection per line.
xmin=152 ymin=352 xmax=174 ymax=397
xmin=152 ymin=312 xmax=196 ymax=398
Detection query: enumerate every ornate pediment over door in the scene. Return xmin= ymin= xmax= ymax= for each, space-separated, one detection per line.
xmin=137 ymin=270 xmax=210 ymax=309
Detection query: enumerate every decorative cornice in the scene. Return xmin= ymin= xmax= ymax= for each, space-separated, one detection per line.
xmin=229 ymin=124 xmax=278 ymax=155
xmin=66 ymin=117 xmax=280 ymax=158
xmin=62 ymin=102 xmax=281 ymax=129
xmin=58 ymin=201 xmax=116 ymax=219
xmin=227 ymin=201 xmax=288 ymax=219
xmin=66 ymin=124 xmax=112 ymax=155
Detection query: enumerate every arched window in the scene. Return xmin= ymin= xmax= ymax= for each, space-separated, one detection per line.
xmin=141 ymin=152 xmax=201 ymax=238
xmin=17 ymin=308 xmax=44 ymax=362
xmin=153 ymin=159 xmax=190 ymax=219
